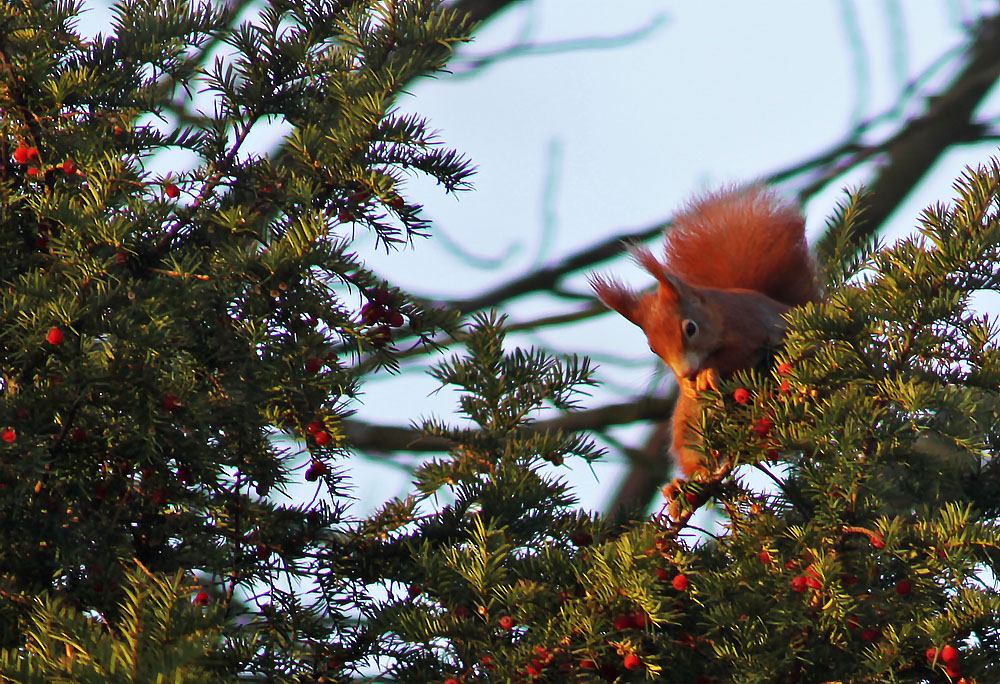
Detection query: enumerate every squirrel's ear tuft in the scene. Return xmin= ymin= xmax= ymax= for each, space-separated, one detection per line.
xmin=630 ymin=245 xmax=664 ymax=281
xmin=589 ymin=274 xmax=643 ymax=326
xmin=631 ymin=245 xmax=687 ymax=303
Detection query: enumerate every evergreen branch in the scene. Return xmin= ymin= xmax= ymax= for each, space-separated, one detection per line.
xmin=153 ymin=110 xmax=262 ymax=254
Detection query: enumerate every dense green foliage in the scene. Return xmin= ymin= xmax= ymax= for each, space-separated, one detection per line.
xmin=0 ymin=0 xmax=472 ymax=679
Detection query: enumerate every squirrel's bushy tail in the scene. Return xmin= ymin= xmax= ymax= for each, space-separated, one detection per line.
xmin=662 ymin=186 xmax=820 ymax=307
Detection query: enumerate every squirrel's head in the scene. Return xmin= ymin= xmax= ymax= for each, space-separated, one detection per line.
xmin=590 ymin=247 xmax=721 ymax=382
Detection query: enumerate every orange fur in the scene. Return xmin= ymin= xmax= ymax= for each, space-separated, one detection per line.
xmin=589 ymin=186 xmax=820 ymax=477
xmin=664 ymin=186 xmax=818 ymax=306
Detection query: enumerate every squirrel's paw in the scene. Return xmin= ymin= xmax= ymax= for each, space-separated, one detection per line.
xmin=694 ymin=368 xmax=719 ymax=393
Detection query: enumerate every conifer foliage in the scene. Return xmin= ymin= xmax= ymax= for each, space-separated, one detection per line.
xmin=0 ymin=0 xmax=471 ymax=679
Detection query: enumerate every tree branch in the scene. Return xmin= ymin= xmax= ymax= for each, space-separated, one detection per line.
xmin=816 ymin=13 xmax=1000 ymax=254
xmin=340 ymin=394 xmax=674 ymax=453
xmin=448 ymin=0 xmax=524 ymax=24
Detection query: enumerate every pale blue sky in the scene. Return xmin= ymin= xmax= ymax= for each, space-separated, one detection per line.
xmin=75 ymin=1 xmax=1000 ymax=516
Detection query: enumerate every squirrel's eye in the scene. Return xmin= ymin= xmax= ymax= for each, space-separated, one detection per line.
xmin=682 ymin=319 xmax=698 ymax=339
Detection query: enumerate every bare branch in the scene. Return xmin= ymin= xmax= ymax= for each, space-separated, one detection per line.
xmin=448 ymin=13 xmax=669 ymax=79
xmin=340 ymin=394 xmax=674 ymax=453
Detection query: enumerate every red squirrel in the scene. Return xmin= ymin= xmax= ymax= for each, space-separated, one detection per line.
xmin=590 ymin=186 xmax=820 ymax=476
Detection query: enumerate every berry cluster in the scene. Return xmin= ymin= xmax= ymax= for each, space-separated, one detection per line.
xmin=361 ymin=288 xmax=408 ymax=348
xmin=11 ymin=143 xmax=80 ymax=180
xmin=307 ymin=420 xmax=331 ymax=446
xmin=361 ymin=288 xmax=405 ymax=328
xmin=926 ymin=644 xmax=964 ymax=679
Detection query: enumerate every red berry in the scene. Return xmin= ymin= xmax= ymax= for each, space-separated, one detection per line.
xmin=385 ymin=309 xmax=405 ymax=328
xmin=193 ymin=590 xmax=210 ymax=606
xmin=940 ymin=645 xmax=959 ymax=664
xmin=314 ymin=430 xmax=331 ymax=446
xmin=499 ymin=615 xmax=515 ymax=630
xmin=388 ymin=196 xmax=405 ymax=210
xmin=307 ymin=421 xmax=324 ymax=435
xmin=361 ymin=302 xmax=386 ymax=324
xmin=895 ymin=579 xmax=912 ymax=595
xmin=305 ymin=356 xmax=322 ymax=373
xmin=623 ymin=653 xmax=641 ymax=670
xmin=444 ymin=680 xmax=458 ymax=684
xmin=759 ymin=550 xmax=772 ymax=564
xmin=525 ymin=664 xmax=540 ymax=676
xmin=46 ymin=327 xmax=64 ymax=345
xmin=733 ymin=388 xmax=750 ymax=404
xmin=613 ymin=614 xmax=635 ymax=630
xmin=655 ymin=567 xmax=669 ymax=581
xmin=176 ymin=465 xmax=192 ymax=483
xmin=579 ymin=659 xmax=596 ymax=670
xmin=633 ymin=611 xmax=648 ymax=628
xmin=846 ymin=616 xmax=860 ymax=629
xmin=752 ymin=416 xmax=773 ymax=437
xmin=1 ymin=429 xmax=15 ymax=443
xmin=791 ymin=576 xmax=807 ymax=593
xmin=12 ymin=146 xmax=29 ymax=164
xmin=164 ymin=182 xmax=180 ymax=198
xmin=70 ymin=428 xmax=87 ymax=442
xmin=305 ymin=460 xmax=327 ymax=481
xmin=778 ymin=379 xmax=791 ymax=393
xmin=777 ymin=362 xmax=792 ymax=376
xmin=162 ymin=394 xmax=181 ymax=412
xmin=26 ymin=147 xmax=38 ymax=160
xmin=861 ymin=628 xmax=880 ymax=642
xmin=62 ymin=158 xmax=77 ymax=175
xmin=946 ymin=663 xmax=962 ymax=678
xmin=338 ymin=210 xmax=355 ymax=223
xmin=407 ymin=584 xmax=421 ymax=599
xmin=926 ymin=647 xmax=939 ymax=662
xmin=453 ymin=605 xmax=469 ymax=619
xmin=672 ymin=573 xmax=689 ymax=591
xmin=570 ymin=530 xmax=593 ymax=547
xmin=805 ymin=576 xmax=822 ymax=590
xmin=26 ymin=167 xmax=39 ymax=177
